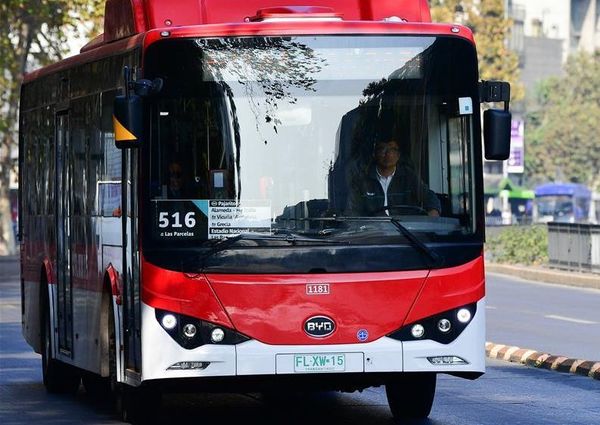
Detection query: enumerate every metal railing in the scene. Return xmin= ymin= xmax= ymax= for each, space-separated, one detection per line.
xmin=547 ymin=223 xmax=600 ymax=274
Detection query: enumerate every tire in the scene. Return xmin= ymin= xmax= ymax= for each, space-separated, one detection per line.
xmin=40 ymin=293 xmax=80 ymax=394
xmin=117 ymin=386 xmax=162 ymax=424
xmin=82 ymin=371 xmax=111 ymax=398
xmin=386 ymin=373 xmax=436 ymax=421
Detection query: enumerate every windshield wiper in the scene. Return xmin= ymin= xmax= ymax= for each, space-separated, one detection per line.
xmin=211 ymin=232 xmax=342 ymax=248
xmin=195 ymin=232 xmax=347 ymax=264
xmin=317 ymin=216 xmax=442 ymax=266
xmin=389 ymin=218 xmax=443 ymax=266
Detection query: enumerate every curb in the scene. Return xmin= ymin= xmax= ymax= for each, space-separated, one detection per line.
xmin=486 ymin=341 xmax=600 ymax=381
xmin=485 ymin=263 xmax=600 ymax=290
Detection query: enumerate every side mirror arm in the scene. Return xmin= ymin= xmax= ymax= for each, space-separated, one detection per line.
xmin=132 ymin=78 xmax=163 ymax=97
xmin=479 ymin=80 xmax=511 ymax=112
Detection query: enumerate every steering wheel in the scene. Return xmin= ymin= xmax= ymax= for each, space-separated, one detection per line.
xmin=372 ymin=204 xmax=429 ymax=215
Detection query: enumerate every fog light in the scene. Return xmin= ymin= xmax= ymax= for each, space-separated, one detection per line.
xmin=410 ymin=324 xmax=425 ymax=338
xmin=161 ymin=314 xmax=177 ymax=330
xmin=427 ymin=356 xmax=468 ymax=365
xmin=437 ymin=318 xmax=451 ymax=333
xmin=182 ymin=324 xmax=197 ymax=338
xmin=168 ymin=361 xmax=209 ymax=370
xmin=211 ymin=328 xmax=225 ymax=343
xmin=457 ymin=308 xmax=471 ymax=323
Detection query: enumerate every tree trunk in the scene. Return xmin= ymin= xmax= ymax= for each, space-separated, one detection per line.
xmin=0 ymin=179 xmax=16 ymax=255
xmin=0 ymin=19 xmax=33 ymax=256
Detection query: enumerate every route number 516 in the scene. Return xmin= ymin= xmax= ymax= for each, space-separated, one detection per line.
xmin=158 ymin=212 xmax=196 ymax=228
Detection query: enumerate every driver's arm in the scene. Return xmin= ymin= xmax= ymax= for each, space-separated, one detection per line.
xmin=411 ymin=173 xmax=441 ymax=216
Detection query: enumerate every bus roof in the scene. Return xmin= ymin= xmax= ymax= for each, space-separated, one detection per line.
xmin=97 ymin=0 xmax=432 ymax=49
xmin=534 ymin=183 xmax=591 ymax=198
xmin=24 ymin=0 xmax=477 ymax=84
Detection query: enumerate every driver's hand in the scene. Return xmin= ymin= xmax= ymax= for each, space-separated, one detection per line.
xmin=428 ymin=209 xmax=440 ymax=217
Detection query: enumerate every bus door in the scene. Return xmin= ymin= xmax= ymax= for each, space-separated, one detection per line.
xmin=121 ymin=148 xmax=141 ymax=372
xmin=55 ymin=111 xmax=73 ymax=355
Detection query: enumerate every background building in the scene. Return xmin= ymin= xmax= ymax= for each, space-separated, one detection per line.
xmin=484 ymin=0 xmax=599 ymax=223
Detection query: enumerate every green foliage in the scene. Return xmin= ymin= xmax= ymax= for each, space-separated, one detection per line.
xmin=1 ymin=1 xmax=103 ymax=132
xmin=487 ymin=225 xmax=548 ymax=265
xmin=429 ymin=0 xmax=524 ymax=101
xmin=0 ymin=1 xmax=103 ymax=254
xmin=525 ymin=51 xmax=600 ymax=191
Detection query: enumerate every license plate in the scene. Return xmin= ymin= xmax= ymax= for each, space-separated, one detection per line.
xmin=293 ymin=353 xmax=346 ymax=373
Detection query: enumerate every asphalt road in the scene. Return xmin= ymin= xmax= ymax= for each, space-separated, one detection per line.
xmin=486 ymin=272 xmax=600 ymax=361
xmin=1 ymin=257 xmax=599 ymax=424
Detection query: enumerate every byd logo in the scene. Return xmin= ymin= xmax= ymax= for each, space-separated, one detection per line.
xmin=304 ymin=316 xmax=336 ymax=338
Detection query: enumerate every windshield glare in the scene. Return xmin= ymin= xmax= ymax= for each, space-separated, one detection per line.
xmin=144 ymin=36 xmax=479 ymax=247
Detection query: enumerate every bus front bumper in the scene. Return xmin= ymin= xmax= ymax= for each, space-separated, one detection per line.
xmin=140 ymin=299 xmax=486 ymax=382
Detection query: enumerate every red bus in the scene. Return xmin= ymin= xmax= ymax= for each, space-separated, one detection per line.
xmin=19 ymin=0 xmax=511 ymax=421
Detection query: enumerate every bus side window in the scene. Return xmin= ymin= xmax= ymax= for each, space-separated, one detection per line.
xmin=100 ymin=91 xmax=122 ymax=217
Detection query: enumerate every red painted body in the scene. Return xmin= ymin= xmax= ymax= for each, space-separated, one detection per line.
xmin=141 ymin=258 xmax=234 ymax=328
xmin=102 ymin=0 xmax=431 ymax=43
xmin=142 ymin=21 xmax=474 ymax=49
xmin=141 ymin=256 xmax=484 ymax=345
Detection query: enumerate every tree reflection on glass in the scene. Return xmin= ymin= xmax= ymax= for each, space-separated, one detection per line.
xmin=197 ymin=37 xmax=327 ymax=139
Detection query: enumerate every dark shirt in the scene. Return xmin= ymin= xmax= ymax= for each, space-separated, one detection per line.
xmin=346 ymin=164 xmax=441 ymax=216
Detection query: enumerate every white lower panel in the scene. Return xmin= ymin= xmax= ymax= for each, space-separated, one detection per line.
xmin=402 ymin=298 xmax=486 ymax=373
xmin=141 ymin=303 xmax=236 ymax=380
xmin=140 ymin=298 xmax=485 ymax=382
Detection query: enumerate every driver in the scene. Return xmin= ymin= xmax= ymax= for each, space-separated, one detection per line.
xmin=346 ymin=137 xmax=441 ymax=217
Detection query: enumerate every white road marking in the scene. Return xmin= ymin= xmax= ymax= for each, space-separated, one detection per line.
xmin=485 ymin=306 xmax=497 ymax=309
xmin=544 ymin=314 xmax=597 ymax=325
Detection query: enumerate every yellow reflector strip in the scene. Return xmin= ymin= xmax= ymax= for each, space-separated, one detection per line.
xmin=113 ymin=115 xmax=138 ymax=141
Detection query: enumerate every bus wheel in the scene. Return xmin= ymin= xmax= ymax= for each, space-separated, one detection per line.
xmin=116 ymin=386 xmax=162 ymax=424
xmin=386 ymin=373 xmax=436 ymax=420
xmin=82 ymin=372 xmax=110 ymax=398
xmin=41 ymin=303 xmax=80 ymax=394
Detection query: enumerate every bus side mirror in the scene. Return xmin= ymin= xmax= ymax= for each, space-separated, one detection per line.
xmin=113 ymin=67 xmax=162 ymax=150
xmin=480 ymin=80 xmax=511 ymax=160
xmin=113 ymin=94 xmax=143 ymax=149
xmin=483 ymin=109 xmax=511 ymax=160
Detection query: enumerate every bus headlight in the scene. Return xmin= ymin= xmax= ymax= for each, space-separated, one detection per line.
xmin=161 ymin=314 xmax=177 ymax=330
xmin=211 ymin=328 xmax=225 ymax=343
xmin=155 ymin=309 xmax=250 ymax=349
xmin=437 ymin=318 xmax=452 ymax=333
xmin=387 ymin=303 xmax=477 ymax=345
xmin=410 ymin=324 xmax=425 ymax=338
xmin=457 ymin=309 xmax=472 ymax=323
xmin=182 ymin=323 xmax=197 ymax=338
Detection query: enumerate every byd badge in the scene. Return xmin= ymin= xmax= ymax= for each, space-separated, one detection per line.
xmin=304 ymin=316 xmax=336 ymax=338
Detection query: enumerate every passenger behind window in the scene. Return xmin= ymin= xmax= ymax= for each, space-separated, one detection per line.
xmin=165 ymin=159 xmax=195 ymax=199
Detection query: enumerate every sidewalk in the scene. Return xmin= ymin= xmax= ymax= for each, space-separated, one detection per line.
xmin=486 ymin=263 xmax=600 ymax=290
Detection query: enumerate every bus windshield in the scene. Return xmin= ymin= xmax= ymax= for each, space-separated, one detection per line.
xmin=537 ymin=195 xmax=574 ymax=217
xmin=143 ymin=35 xmax=480 ymax=255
